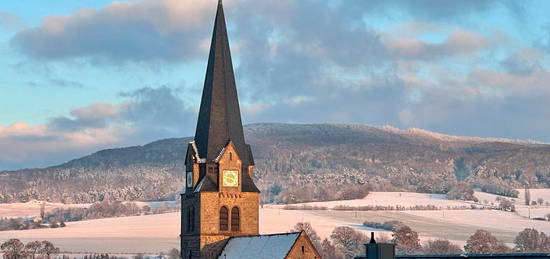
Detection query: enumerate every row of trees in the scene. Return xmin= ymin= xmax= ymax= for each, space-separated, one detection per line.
xmin=275 ymin=184 xmax=370 ymax=204
xmin=0 ymin=217 xmax=63 ymax=232
xmin=292 ymin=222 xmax=550 ymax=259
xmin=0 ymin=165 xmax=184 ymax=204
xmin=472 ymin=183 xmax=519 ymax=198
xmin=44 ymin=201 xmax=176 ymax=224
xmin=0 ymin=239 xmax=59 ymax=259
xmin=1 ymin=201 xmax=176 ymax=232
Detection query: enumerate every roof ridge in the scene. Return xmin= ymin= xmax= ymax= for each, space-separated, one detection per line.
xmin=228 ymin=231 xmax=301 ymax=239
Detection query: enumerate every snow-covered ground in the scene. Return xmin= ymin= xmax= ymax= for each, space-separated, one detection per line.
xmin=269 ymin=192 xmax=474 ymax=209
xmin=516 ymin=189 xmax=550 ymax=206
xmin=1 ymin=191 xmax=550 ymax=253
xmin=0 ymin=200 xmax=89 ymax=218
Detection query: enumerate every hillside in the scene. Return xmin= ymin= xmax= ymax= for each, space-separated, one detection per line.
xmin=1 ymin=123 xmax=549 ymax=203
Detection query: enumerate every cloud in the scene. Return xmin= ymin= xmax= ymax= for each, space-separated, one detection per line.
xmin=501 ymin=48 xmax=544 ymax=75
xmin=395 ymin=0 xmax=506 ymax=21
xmin=49 ymin=102 xmax=120 ymax=131
xmin=0 ymin=11 xmax=21 ymax=30
xmin=2 ymin=0 xmax=550 ymax=170
xmin=11 ymin=0 xmax=216 ymax=62
xmin=0 ymin=121 xmax=124 ymax=167
xmin=385 ymin=29 xmax=496 ymax=60
xmin=119 ymin=86 xmax=196 ymax=139
xmin=10 ymin=0 xmax=520 ymax=63
xmin=0 ymin=86 xmax=196 ymax=169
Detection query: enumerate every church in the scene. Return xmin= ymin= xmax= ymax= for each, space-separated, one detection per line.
xmin=180 ymin=1 xmax=321 ymax=258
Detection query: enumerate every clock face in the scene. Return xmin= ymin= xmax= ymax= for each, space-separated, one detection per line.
xmin=186 ymin=171 xmax=193 ymax=188
xmin=222 ymin=170 xmax=239 ymax=187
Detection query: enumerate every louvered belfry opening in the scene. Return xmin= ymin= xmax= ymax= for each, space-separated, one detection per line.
xmin=220 ymin=206 xmax=229 ymax=231
xmin=231 ymin=207 xmax=240 ymax=231
xmin=187 ymin=206 xmax=195 ymax=233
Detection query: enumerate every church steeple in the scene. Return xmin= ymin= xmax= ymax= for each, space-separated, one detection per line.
xmin=193 ymin=0 xmax=252 ymax=167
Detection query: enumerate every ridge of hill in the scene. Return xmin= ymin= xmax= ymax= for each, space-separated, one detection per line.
xmin=1 ymin=123 xmax=549 ymax=203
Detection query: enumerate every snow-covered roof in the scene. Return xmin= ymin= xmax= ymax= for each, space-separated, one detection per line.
xmin=193 ymin=177 xmax=205 ymax=193
xmin=218 ymin=232 xmax=300 ymax=259
xmin=190 ymin=141 xmax=206 ymax=163
xmin=214 ymin=146 xmax=227 ymax=163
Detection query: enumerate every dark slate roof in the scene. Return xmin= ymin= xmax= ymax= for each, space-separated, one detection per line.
xmin=217 ymin=232 xmax=302 ymax=259
xmin=193 ymin=0 xmax=253 ymax=167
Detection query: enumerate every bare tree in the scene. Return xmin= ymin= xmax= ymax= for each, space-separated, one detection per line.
xmin=330 ymin=226 xmax=365 ymax=258
xmin=40 ymin=202 xmax=46 ymax=220
xmin=393 ymin=225 xmax=421 ymax=254
xmin=167 ymin=248 xmax=180 ymax=259
xmin=291 ymin=222 xmax=322 ymax=250
xmin=320 ymin=238 xmax=341 ymax=259
xmin=39 ymin=241 xmax=60 ymax=259
xmin=464 ymin=230 xmax=510 ymax=254
xmin=514 ymin=228 xmax=550 ymax=252
xmin=24 ymin=241 xmax=42 ymax=259
xmin=423 ymin=239 xmax=463 ymax=255
xmin=525 ymin=186 xmax=531 ymax=206
xmin=1 ymin=239 xmax=26 ymax=259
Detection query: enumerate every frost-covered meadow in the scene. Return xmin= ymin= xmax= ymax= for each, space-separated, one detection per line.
xmin=1 ymin=190 xmax=549 ymax=253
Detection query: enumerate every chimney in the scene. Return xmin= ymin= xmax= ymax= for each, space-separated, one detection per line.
xmin=359 ymin=232 xmax=395 ymax=259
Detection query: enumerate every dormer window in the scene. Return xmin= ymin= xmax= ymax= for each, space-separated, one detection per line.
xmin=186 ymin=171 xmax=193 ymax=188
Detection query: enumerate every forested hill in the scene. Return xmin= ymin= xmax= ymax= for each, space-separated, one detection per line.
xmin=1 ymin=123 xmax=549 ymax=203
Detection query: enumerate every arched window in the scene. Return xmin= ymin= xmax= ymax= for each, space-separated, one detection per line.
xmin=231 ymin=207 xmax=240 ymax=231
xmin=220 ymin=206 xmax=229 ymax=231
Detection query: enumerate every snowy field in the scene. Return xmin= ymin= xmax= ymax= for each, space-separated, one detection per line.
xmin=270 ymin=192 xmax=475 ymax=209
xmin=1 ymin=191 xmax=550 ymax=253
xmin=0 ymin=201 xmax=89 ymax=218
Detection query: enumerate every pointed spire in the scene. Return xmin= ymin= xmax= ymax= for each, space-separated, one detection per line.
xmin=369 ymin=232 xmax=377 ymax=244
xmin=193 ymin=0 xmax=252 ymax=166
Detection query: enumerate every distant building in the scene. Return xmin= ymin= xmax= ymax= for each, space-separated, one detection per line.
xmin=355 ymin=233 xmax=550 ymax=259
xmin=179 ymin=1 xmax=320 ymax=258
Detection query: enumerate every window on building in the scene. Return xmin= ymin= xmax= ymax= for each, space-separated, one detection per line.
xmin=231 ymin=207 xmax=240 ymax=231
xmin=220 ymin=206 xmax=229 ymax=231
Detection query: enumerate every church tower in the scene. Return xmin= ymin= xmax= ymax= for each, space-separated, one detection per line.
xmin=180 ymin=1 xmax=260 ymax=258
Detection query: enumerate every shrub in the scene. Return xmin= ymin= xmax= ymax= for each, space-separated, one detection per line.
xmin=363 ymin=220 xmax=405 ymax=231
xmin=423 ymin=239 xmax=463 ymax=255
xmin=447 ymin=183 xmax=478 ymax=202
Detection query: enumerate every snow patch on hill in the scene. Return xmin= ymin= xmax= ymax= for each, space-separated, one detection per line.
xmin=381 ymin=125 xmax=549 ymax=145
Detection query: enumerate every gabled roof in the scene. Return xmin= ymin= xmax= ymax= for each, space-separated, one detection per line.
xmin=217 ymin=232 xmax=301 ymax=259
xmin=193 ymin=0 xmax=253 ymax=167
xmin=193 ymin=174 xmax=218 ymax=193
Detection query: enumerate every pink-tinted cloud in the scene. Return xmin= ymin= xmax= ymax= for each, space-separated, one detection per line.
xmin=11 ymin=0 xmax=217 ymax=62
xmin=0 ymin=121 xmax=126 ymax=163
xmin=0 ymin=86 xmax=196 ymax=169
xmin=385 ymin=29 xmax=496 ymax=60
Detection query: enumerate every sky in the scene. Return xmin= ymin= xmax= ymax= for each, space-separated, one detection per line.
xmin=1 ymin=0 xmax=550 ymax=170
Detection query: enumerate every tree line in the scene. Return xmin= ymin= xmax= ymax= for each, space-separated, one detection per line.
xmin=0 ymin=239 xmax=59 ymax=259
xmin=293 ymin=221 xmax=550 ymax=259
xmin=0 ymin=201 xmax=176 ymax=232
